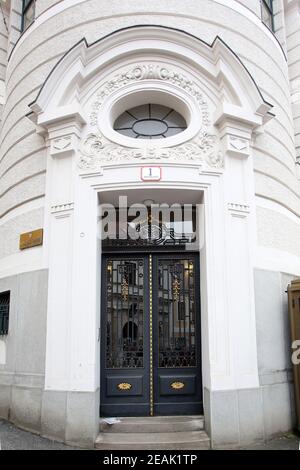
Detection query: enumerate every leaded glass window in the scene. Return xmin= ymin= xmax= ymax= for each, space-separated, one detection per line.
xmin=114 ymin=104 xmax=187 ymax=140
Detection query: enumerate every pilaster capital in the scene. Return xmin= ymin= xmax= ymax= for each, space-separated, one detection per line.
xmin=43 ymin=113 xmax=86 ymax=158
xmin=213 ymin=103 xmax=272 ymax=158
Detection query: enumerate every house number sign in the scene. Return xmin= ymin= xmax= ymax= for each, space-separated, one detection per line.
xmin=141 ymin=166 xmax=162 ymax=181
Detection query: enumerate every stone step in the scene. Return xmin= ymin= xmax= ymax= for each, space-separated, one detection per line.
xmin=99 ymin=416 xmax=204 ymax=433
xmin=95 ymin=430 xmax=210 ymax=450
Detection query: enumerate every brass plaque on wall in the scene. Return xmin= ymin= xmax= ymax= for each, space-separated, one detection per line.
xmin=19 ymin=229 xmax=43 ymax=250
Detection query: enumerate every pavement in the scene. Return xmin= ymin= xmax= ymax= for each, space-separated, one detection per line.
xmin=0 ymin=419 xmax=299 ymax=450
xmin=0 ymin=420 xmax=77 ymax=450
xmin=241 ymin=432 xmax=299 ymax=450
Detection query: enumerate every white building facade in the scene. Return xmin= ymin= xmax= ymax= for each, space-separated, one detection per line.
xmin=0 ymin=0 xmax=299 ymax=448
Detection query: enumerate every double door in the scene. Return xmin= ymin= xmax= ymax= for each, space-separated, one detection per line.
xmin=100 ymin=253 xmax=202 ymax=416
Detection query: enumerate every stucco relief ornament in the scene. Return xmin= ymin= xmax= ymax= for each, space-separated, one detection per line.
xmin=79 ymin=64 xmax=223 ymax=170
xmin=78 ymin=130 xmax=223 ymax=169
xmin=89 ymin=64 xmax=210 ymax=128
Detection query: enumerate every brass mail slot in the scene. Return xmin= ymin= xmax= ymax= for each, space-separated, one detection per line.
xmin=19 ymin=229 xmax=43 ymax=250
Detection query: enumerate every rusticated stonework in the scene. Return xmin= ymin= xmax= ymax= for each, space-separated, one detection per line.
xmin=78 ymin=131 xmax=223 ymax=169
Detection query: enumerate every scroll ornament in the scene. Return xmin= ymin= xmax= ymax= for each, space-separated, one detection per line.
xmin=78 ymin=130 xmax=223 ymax=169
xmin=78 ymin=63 xmax=223 ymax=169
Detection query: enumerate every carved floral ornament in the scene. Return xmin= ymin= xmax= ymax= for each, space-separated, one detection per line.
xmin=89 ymin=64 xmax=210 ymax=127
xmin=78 ymin=64 xmax=224 ymax=170
xmin=79 ymin=130 xmax=223 ymax=168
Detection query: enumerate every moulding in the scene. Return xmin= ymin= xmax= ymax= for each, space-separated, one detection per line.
xmin=51 ymin=202 xmax=74 ymax=214
xmin=228 ymin=202 xmax=250 ymax=217
xmin=89 ymin=64 xmax=210 ymax=129
xmin=28 ymin=28 xmax=273 ymax=134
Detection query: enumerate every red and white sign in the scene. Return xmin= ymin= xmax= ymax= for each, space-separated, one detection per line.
xmin=141 ymin=166 xmax=162 ymax=181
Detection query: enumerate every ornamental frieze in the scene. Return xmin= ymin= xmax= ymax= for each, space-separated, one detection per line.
xmin=78 ymin=131 xmax=223 ymax=169
xmin=89 ymin=64 xmax=210 ymax=128
xmin=81 ymin=63 xmax=223 ymax=170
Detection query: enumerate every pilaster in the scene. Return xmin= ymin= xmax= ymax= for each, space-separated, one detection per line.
xmin=212 ymin=114 xmax=260 ymax=390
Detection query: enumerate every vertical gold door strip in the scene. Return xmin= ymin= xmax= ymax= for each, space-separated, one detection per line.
xmin=149 ymin=254 xmax=154 ymax=416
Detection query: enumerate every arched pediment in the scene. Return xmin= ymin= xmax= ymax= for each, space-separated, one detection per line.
xmin=28 ymin=25 xmax=273 ymax=131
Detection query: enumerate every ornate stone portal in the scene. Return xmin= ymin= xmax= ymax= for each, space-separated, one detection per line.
xmin=24 ymin=26 xmax=276 ymax=447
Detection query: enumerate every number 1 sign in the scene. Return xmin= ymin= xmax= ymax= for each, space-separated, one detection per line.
xmin=141 ymin=166 xmax=162 ymax=181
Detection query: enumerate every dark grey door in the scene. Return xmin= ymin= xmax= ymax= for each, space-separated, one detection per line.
xmin=153 ymin=254 xmax=202 ymax=415
xmin=100 ymin=253 xmax=202 ymax=417
xmin=100 ymin=255 xmax=150 ymax=416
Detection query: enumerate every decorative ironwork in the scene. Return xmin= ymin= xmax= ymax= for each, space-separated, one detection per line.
xmin=114 ymin=104 xmax=187 ymax=140
xmin=117 ymin=382 xmax=132 ymax=391
xmin=121 ymin=277 xmax=129 ymax=301
xmin=171 ymin=381 xmax=185 ymax=390
xmin=158 ymin=258 xmax=196 ymax=368
xmin=106 ymin=259 xmax=144 ymax=368
xmin=102 ymin=206 xmax=197 ymax=251
xmin=102 ymin=228 xmax=192 ymax=249
xmin=172 ymin=277 xmax=181 ymax=302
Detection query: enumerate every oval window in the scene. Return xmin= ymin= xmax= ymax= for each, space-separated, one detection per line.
xmin=113 ymin=104 xmax=187 ymax=140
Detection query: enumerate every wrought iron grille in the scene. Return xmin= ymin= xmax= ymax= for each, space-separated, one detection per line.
xmin=0 ymin=291 xmax=10 ymax=336
xmin=157 ymin=258 xmax=196 ymax=368
xmin=105 ymin=259 xmax=144 ymax=368
xmin=102 ymin=206 xmax=197 ymax=251
xmin=102 ymin=227 xmax=192 ymax=250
